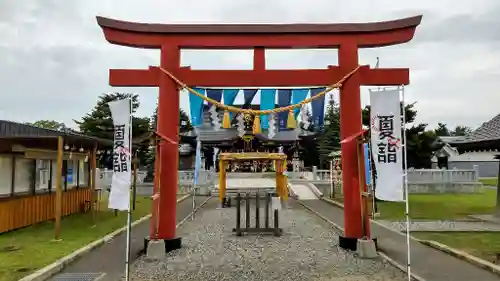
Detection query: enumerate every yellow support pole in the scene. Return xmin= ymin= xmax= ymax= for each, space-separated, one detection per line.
xmin=275 ymin=160 xmax=280 ymax=198
xmin=277 ymin=159 xmax=285 ymax=199
xmin=281 ymin=160 xmax=289 ymax=201
xmin=219 ymin=160 xmax=226 ymax=202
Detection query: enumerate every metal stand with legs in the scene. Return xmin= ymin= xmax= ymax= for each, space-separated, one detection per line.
xmin=232 ymin=192 xmax=282 ymax=236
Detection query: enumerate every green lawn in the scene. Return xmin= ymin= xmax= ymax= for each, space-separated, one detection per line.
xmin=330 ymin=189 xmax=497 ymax=220
xmin=0 ymin=195 xmax=153 ymax=281
xmin=413 ymin=232 xmax=500 ymax=263
xmin=480 ymin=177 xmax=498 ymax=186
xmin=378 ymin=189 xmax=496 ymax=220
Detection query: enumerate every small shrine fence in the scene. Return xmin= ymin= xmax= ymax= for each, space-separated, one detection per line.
xmin=178 ymin=166 xmax=483 ymax=195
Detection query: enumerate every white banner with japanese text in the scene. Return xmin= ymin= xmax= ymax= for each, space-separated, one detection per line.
xmin=370 ymin=88 xmax=404 ymax=202
xmin=108 ymin=98 xmax=132 ymax=210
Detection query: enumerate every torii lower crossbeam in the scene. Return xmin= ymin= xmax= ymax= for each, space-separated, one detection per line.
xmin=108 ymin=66 xmax=409 ymax=87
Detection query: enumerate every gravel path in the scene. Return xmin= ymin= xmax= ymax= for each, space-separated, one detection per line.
xmin=130 ymin=199 xmax=410 ymax=281
xmin=376 ymin=220 xmax=500 ymax=232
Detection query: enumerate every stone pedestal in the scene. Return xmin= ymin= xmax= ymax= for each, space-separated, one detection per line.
xmin=146 ymin=239 xmax=166 ymax=259
xmin=144 ymin=237 xmax=182 ymax=259
xmin=356 ymin=239 xmax=377 ymax=259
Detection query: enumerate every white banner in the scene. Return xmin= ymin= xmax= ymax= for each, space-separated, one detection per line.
xmin=370 ymin=88 xmax=404 ymax=202
xmin=108 ymin=98 xmax=132 ymax=210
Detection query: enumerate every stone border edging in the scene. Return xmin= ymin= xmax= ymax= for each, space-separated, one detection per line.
xmin=19 ymin=194 xmax=192 ymax=281
xmin=419 ymin=240 xmax=500 ymax=277
xmin=299 ymin=199 xmax=426 ymax=281
xmin=321 ymin=197 xmax=424 ymax=241
xmin=376 ymin=252 xmax=426 ymax=281
xmin=298 ymin=201 xmax=344 ymax=233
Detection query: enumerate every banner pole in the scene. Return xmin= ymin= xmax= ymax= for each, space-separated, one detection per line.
xmin=132 ymin=153 xmax=137 ymax=211
xmin=367 ymin=141 xmax=377 ymax=217
xmin=401 ymin=86 xmax=412 ymax=281
xmin=125 ymin=205 xmax=132 ymax=281
xmin=155 ymin=141 xmax=161 ymax=239
xmin=193 ymin=138 xmax=201 ymax=219
xmin=329 ymin=160 xmax=334 ymax=198
xmin=125 ymin=97 xmax=133 ymax=281
xmin=191 ymin=141 xmax=196 ymax=221
xmin=192 ymin=182 xmax=196 ymax=220
xmin=373 ymin=56 xmax=380 ymax=213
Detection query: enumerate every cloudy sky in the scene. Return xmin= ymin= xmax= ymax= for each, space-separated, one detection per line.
xmin=0 ymin=0 xmax=498 ymax=131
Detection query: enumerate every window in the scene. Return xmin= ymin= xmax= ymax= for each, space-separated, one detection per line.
xmin=14 ymin=157 xmax=33 ymax=194
xmin=35 ymin=159 xmax=50 ymax=192
xmin=51 ymin=160 xmax=59 ymax=191
xmin=0 ymin=155 xmax=12 ymax=196
xmin=79 ymin=160 xmax=89 ymax=187
xmin=65 ymin=160 xmax=77 ymax=189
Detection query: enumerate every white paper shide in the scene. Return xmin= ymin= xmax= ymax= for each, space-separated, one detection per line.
xmin=369 ymin=89 xmax=404 ymax=202
xmin=108 ymin=99 xmax=132 ymax=210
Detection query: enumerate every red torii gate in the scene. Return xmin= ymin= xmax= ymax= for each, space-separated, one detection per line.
xmin=97 ymin=15 xmax=421 ymax=252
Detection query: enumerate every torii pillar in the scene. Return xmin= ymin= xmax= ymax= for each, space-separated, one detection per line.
xmin=96 ymin=15 xmax=421 ymax=252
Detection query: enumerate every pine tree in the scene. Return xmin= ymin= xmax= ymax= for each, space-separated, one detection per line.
xmin=317 ymin=98 xmax=341 ymax=168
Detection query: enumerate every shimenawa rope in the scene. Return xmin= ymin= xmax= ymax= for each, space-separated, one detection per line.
xmin=158 ymin=66 xmax=361 ymax=115
xmin=158 ymin=65 xmax=361 ymax=130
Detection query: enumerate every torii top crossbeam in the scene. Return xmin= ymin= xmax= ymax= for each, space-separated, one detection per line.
xmin=97 ymin=16 xmax=421 ymax=88
xmin=97 ymin=16 xmax=421 ymax=48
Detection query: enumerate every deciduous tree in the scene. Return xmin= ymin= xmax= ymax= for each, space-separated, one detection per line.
xmin=26 ymin=120 xmax=67 ymax=131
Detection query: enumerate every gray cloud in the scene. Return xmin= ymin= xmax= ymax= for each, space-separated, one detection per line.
xmin=0 ymin=0 xmax=499 ymax=131
xmin=417 ymin=9 xmax=500 ymax=44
